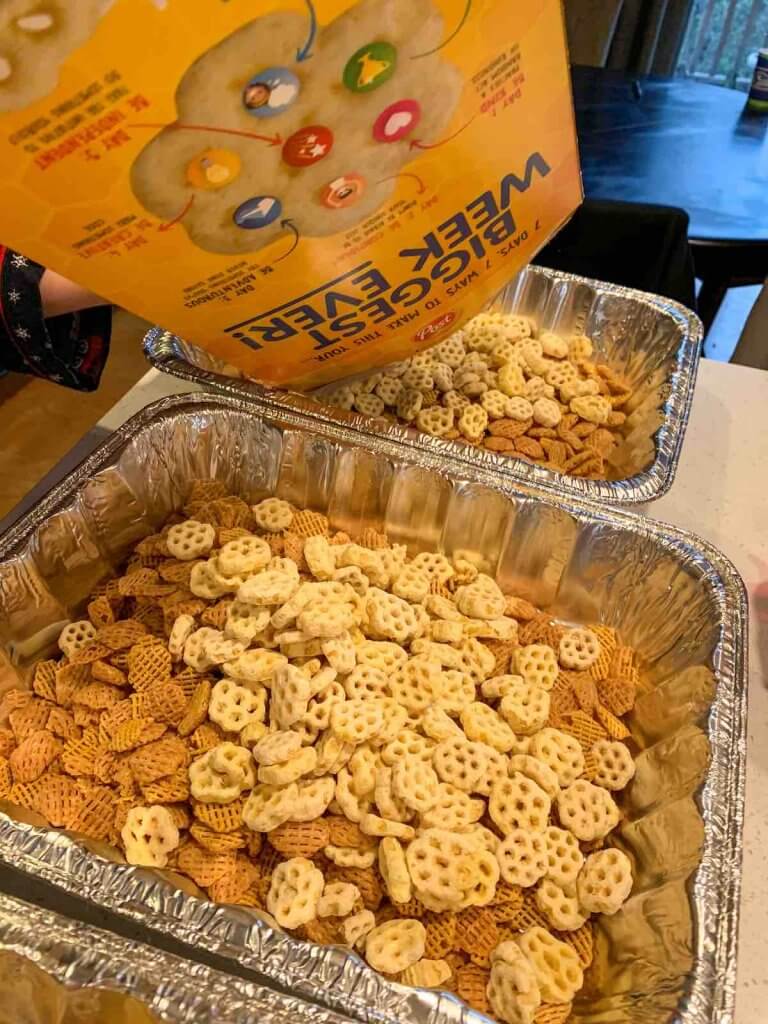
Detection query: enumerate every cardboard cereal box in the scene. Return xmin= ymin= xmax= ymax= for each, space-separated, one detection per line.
xmin=0 ymin=0 xmax=581 ymax=389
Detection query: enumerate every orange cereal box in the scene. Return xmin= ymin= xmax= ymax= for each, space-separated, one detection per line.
xmin=0 ymin=0 xmax=581 ymax=389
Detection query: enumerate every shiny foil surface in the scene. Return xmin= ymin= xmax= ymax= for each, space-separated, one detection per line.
xmin=0 ymin=394 xmax=745 ymax=1024
xmin=143 ymin=265 xmax=703 ymax=505
xmin=0 ymin=891 xmax=356 ymax=1024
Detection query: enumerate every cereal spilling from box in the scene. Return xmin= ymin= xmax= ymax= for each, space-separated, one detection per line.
xmin=1 ymin=481 xmax=645 ymax=1024
xmin=0 ymin=0 xmax=581 ymax=389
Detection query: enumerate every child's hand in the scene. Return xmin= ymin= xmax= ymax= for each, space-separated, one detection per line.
xmin=39 ymin=269 xmax=107 ymax=318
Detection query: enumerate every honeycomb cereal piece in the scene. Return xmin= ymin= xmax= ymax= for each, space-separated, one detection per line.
xmin=252 ymin=730 xmax=301 ymax=766
xmin=348 ymin=744 xmax=377 ymax=797
xmin=490 ymin=774 xmax=551 ymax=835
xmin=121 ymin=805 xmax=180 ymax=868
xmin=409 ymin=552 xmax=453 ymax=586
xmin=421 ymin=705 xmax=464 ymax=742
xmin=540 ymin=827 xmax=583 ymax=889
xmin=259 ymin=746 xmax=317 ymax=786
xmin=390 ymin=659 xmax=442 ymax=715
xmin=531 ymin=397 xmax=562 ymax=429
xmin=577 ymin=847 xmax=633 ymax=915
xmin=378 ymin=836 xmax=412 ymax=904
xmin=591 ymin=739 xmax=635 ymax=790
xmin=455 ymin=579 xmax=506 ymax=620
xmin=514 ymin=645 xmax=559 ymax=691
xmin=168 ymin=614 xmax=196 ymax=661
xmin=559 ymin=628 xmax=601 ymax=671
xmin=365 ymin=918 xmax=426 ymax=974
xmin=458 ymin=639 xmax=497 ymax=684
xmin=499 ymin=680 xmax=550 ymax=736
xmin=396 ymin=387 xmax=423 ymax=423
xmin=435 ymin=334 xmax=467 ymax=368
xmin=302 ymin=535 xmax=335 ymax=581
xmin=416 ymin=405 xmax=456 ymax=438
xmin=487 ymin=946 xmax=542 ymax=1024
xmin=8 ymin=730 xmax=60 ymax=784
xmin=481 ymin=389 xmax=510 ymax=420
xmin=557 ymin=780 xmax=619 ymax=841
xmin=218 ymin=535 xmax=270 ymax=577
xmin=303 ymin=681 xmax=346 ymax=732
xmin=458 ymin=404 xmax=489 ymax=442
xmin=311 ymin=733 xmax=354 ymax=778
xmin=330 ymin=698 xmax=386 ymax=746
xmin=400 ymin=957 xmax=452 ymax=989
xmin=530 ymin=729 xmax=585 ymax=787
xmin=325 ymin=844 xmax=376 ymax=868
xmin=496 ymin=829 xmax=547 ymax=888
xmin=342 ymin=665 xmax=388 ymax=702
xmin=375 ymin=375 xmax=405 ymax=405
xmin=438 ymin=670 xmax=477 ymax=716
xmin=224 ymin=601 xmax=270 ymax=645
xmin=267 ymin=856 xmax=324 ymax=929
xmin=320 ymin=632 xmax=356 ymax=676
xmin=433 ymin=736 xmax=488 ymax=792
xmin=353 ymin=392 xmax=385 ymax=417
xmin=524 ymin=377 xmax=555 ymax=402
xmin=166 ymin=520 xmax=216 ymax=561
xmin=535 ymin=879 xmax=587 ymax=932
xmin=189 ymin=742 xmax=253 ymax=803
xmin=208 ymin=679 xmax=265 ymax=733
xmin=289 ymin=776 xmax=335 ymax=822
xmin=390 ymin=756 xmax=439 ymax=814
xmin=461 ymin=702 xmax=517 ymax=753
xmin=391 ymin=563 xmax=431 ymax=604
xmin=516 ymin=927 xmax=583 ymax=1004
xmin=182 ymin=627 xmax=221 ymax=672
xmin=430 ymin=619 xmax=464 ymax=644
xmin=508 ymin=755 xmax=560 ymax=799
xmin=237 ymin=570 xmax=299 ymax=607
xmin=498 ymin=363 xmax=526 ymax=398
xmin=58 ymin=620 xmax=97 ymax=659
xmin=270 ymin=664 xmax=311 ymax=729
xmin=335 ymin=766 xmax=373 ymax=823
xmin=343 ymin=908 xmax=376 ymax=949
xmin=568 ymin=334 xmax=593 ymax=361
xmin=366 ymin=589 xmax=420 ymax=645
xmin=538 ymin=332 xmax=569 ymax=360
xmin=242 ymin=781 xmax=298 ymax=832
xmin=570 ymin=395 xmax=611 ymax=425
xmin=251 ymin=498 xmax=292 ymax=534
xmin=316 ymin=880 xmax=360 ymax=918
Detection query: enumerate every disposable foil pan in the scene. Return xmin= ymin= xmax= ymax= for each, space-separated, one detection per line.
xmin=143 ymin=265 xmax=703 ymax=505
xmin=0 ymin=891 xmax=355 ymax=1024
xmin=0 ymin=393 xmax=746 ymax=1024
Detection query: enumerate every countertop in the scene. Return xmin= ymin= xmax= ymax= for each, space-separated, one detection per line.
xmin=1 ymin=357 xmax=766 ymax=1019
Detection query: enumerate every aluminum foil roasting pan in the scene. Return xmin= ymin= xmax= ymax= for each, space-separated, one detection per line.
xmin=0 ymin=891 xmax=356 ymax=1024
xmin=143 ymin=265 xmax=703 ymax=505
xmin=0 ymin=393 xmax=745 ymax=1024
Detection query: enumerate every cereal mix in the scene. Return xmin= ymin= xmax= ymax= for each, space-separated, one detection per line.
xmin=2 ymin=481 xmax=643 ymax=1024
xmin=324 ymin=312 xmax=633 ymax=481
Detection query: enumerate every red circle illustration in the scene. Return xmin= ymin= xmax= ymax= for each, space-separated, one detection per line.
xmin=373 ymin=99 xmax=421 ymax=143
xmin=283 ymin=125 xmax=334 ymax=167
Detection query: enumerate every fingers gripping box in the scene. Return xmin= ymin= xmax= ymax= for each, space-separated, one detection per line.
xmin=0 ymin=0 xmax=581 ymax=389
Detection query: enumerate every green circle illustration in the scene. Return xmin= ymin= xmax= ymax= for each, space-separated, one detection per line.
xmin=342 ymin=41 xmax=397 ymax=93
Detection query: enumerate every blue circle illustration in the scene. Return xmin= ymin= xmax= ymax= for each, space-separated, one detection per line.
xmin=242 ymin=67 xmax=301 ymax=118
xmin=233 ymin=195 xmax=283 ymax=229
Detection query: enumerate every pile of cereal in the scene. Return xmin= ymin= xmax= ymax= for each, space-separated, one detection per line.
xmin=323 ymin=312 xmax=633 ymax=480
xmin=1 ymin=481 xmax=643 ymax=1024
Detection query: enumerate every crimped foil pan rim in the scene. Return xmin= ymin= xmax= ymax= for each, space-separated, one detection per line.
xmin=142 ymin=265 xmax=703 ymax=506
xmin=0 ymin=393 xmax=745 ymax=1024
xmin=0 ymin=892 xmax=358 ymax=1024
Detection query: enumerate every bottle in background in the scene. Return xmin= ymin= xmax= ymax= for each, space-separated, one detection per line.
xmin=747 ymin=48 xmax=768 ymax=113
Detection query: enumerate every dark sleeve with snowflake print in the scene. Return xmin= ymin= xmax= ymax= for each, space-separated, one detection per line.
xmin=0 ymin=246 xmax=112 ymax=391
